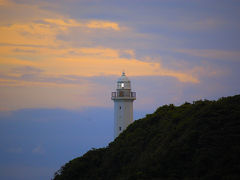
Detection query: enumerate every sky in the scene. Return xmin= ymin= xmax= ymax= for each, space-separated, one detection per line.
xmin=0 ymin=0 xmax=240 ymax=179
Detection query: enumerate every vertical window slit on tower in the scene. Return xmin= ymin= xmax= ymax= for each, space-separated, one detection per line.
xmin=119 ymin=127 xmax=122 ymax=131
xmin=120 ymin=106 xmax=121 ymax=109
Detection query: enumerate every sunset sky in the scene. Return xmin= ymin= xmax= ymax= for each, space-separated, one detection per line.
xmin=0 ymin=0 xmax=240 ymax=179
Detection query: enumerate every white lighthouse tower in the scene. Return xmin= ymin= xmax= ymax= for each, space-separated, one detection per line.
xmin=111 ymin=72 xmax=136 ymax=138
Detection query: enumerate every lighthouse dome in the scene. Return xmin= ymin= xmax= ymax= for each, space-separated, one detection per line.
xmin=117 ymin=72 xmax=131 ymax=89
xmin=117 ymin=72 xmax=130 ymax=82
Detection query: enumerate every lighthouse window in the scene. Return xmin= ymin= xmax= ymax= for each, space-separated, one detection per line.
xmin=119 ymin=106 xmax=121 ymax=109
xmin=119 ymin=127 xmax=122 ymax=131
xmin=121 ymin=83 xmax=124 ymax=88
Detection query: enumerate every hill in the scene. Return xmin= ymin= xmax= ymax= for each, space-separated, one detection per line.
xmin=53 ymin=95 xmax=240 ymax=180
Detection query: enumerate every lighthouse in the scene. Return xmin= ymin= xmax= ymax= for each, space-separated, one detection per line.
xmin=111 ymin=72 xmax=136 ymax=138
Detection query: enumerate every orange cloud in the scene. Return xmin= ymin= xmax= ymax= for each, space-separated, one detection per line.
xmin=0 ymin=57 xmax=36 ymax=68
xmin=0 ymin=17 xmax=121 ymax=48
xmin=0 ymin=23 xmax=61 ymax=46
xmin=86 ymin=20 xmax=120 ymax=31
xmin=0 ymin=0 xmax=10 ymax=6
xmin=0 ymin=46 xmax=199 ymax=84
xmin=43 ymin=18 xmax=121 ymax=31
xmin=44 ymin=18 xmax=81 ymax=27
xmin=78 ymin=48 xmax=119 ymax=58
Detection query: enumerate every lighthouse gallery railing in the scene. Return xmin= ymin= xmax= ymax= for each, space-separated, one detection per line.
xmin=111 ymin=91 xmax=136 ymax=98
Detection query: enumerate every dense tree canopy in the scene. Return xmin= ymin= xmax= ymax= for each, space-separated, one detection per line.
xmin=54 ymin=95 xmax=240 ymax=180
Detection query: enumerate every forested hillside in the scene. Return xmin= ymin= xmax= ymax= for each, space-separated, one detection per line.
xmin=53 ymin=95 xmax=240 ymax=180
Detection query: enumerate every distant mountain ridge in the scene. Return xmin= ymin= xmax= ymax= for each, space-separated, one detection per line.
xmin=53 ymin=95 xmax=240 ymax=180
